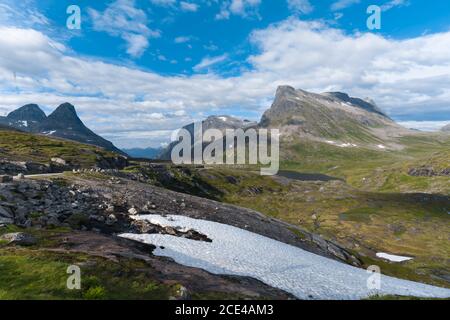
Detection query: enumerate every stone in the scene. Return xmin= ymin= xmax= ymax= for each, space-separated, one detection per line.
xmin=1 ymin=232 xmax=37 ymax=246
xmin=17 ymin=173 xmax=25 ymax=180
xmin=106 ymin=214 xmax=118 ymax=225
xmin=128 ymin=207 xmax=139 ymax=215
xmin=0 ymin=175 xmax=13 ymax=183
xmin=0 ymin=205 xmax=13 ymax=218
xmin=51 ymin=157 xmax=67 ymax=165
xmin=0 ymin=217 xmax=13 ymax=225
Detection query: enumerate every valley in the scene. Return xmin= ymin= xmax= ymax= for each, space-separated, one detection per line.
xmin=0 ymin=86 xmax=449 ymax=300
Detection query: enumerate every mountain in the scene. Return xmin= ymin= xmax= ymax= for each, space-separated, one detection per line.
xmin=0 ymin=104 xmax=47 ymax=132
xmin=441 ymin=123 xmax=450 ymax=132
xmin=0 ymin=103 xmax=126 ymax=156
xmin=36 ymin=103 xmax=125 ymax=155
xmin=122 ymin=147 xmax=162 ymax=159
xmin=260 ymin=86 xmax=407 ymax=146
xmin=158 ymin=115 xmax=258 ymax=160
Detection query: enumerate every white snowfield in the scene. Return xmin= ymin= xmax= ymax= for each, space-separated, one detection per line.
xmin=120 ymin=215 xmax=450 ymax=300
xmin=376 ymin=252 xmax=413 ymax=262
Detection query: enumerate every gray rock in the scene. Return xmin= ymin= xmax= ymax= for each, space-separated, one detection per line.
xmin=1 ymin=232 xmax=37 ymax=245
xmin=106 ymin=214 xmax=118 ymax=225
xmin=0 ymin=205 xmax=13 ymax=218
xmin=0 ymin=175 xmax=13 ymax=183
xmin=128 ymin=207 xmax=139 ymax=215
xmin=50 ymin=157 xmax=66 ymax=166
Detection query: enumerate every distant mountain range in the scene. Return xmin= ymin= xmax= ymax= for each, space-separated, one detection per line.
xmin=158 ymin=115 xmax=258 ymax=160
xmin=122 ymin=147 xmax=162 ymax=159
xmin=441 ymin=123 xmax=450 ymax=132
xmin=158 ymin=86 xmax=417 ymax=159
xmin=0 ymin=103 xmax=126 ymax=156
xmin=259 ymin=86 xmax=409 ymax=146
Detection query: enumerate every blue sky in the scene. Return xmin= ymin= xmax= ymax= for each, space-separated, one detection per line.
xmin=0 ymin=0 xmax=449 ymax=147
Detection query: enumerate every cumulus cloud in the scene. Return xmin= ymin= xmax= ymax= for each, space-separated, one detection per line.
xmin=180 ymin=1 xmax=199 ymax=12
xmin=88 ymin=0 xmax=160 ymax=58
xmin=216 ymin=0 xmax=261 ymax=20
xmin=1 ymin=18 xmax=450 ymax=146
xmin=287 ymin=0 xmax=314 ymax=14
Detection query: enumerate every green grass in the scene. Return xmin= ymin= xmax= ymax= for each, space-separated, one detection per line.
xmin=280 ymin=135 xmax=450 ymax=194
xmin=160 ymin=166 xmax=450 ymax=288
xmin=0 ymin=248 xmax=174 ymax=300
xmin=0 ymin=130 xmax=117 ymax=167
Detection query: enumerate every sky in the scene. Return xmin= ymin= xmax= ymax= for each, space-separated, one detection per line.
xmin=0 ymin=0 xmax=449 ymax=148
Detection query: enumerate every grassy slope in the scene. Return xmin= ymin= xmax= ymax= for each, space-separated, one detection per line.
xmin=0 ymin=129 xmax=117 ymax=167
xmin=281 ymin=133 xmax=450 ymax=194
xmin=0 ymin=226 xmax=173 ymax=300
xmin=162 ymin=166 xmax=449 ymax=288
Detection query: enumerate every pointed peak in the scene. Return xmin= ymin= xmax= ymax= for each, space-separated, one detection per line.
xmin=276 ymin=85 xmax=297 ymax=97
xmin=55 ymin=102 xmax=76 ymax=113
xmin=7 ymin=104 xmax=46 ymax=122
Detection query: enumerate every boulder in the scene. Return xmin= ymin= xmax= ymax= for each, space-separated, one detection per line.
xmin=51 ymin=157 xmax=67 ymax=165
xmin=1 ymin=232 xmax=37 ymax=246
xmin=128 ymin=207 xmax=139 ymax=215
xmin=0 ymin=175 xmax=13 ymax=183
xmin=0 ymin=205 xmax=13 ymax=217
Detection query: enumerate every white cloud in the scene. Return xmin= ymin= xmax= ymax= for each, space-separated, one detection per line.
xmin=330 ymin=0 xmax=360 ymax=11
xmin=149 ymin=0 xmax=177 ymax=7
xmin=331 ymin=0 xmax=408 ymax=11
xmin=88 ymin=0 xmax=160 ymax=58
xmin=193 ymin=54 xmax=228 ymax=71
xmin=216 ymin=0 xmax=261 ymax=20
xmin=180 ymin=1 xmax=199 ymax=12
xmin=1 ymin=18 xmax=450 ymax=147
xmin=381 ymin=0 xmax=409 ymax=11
xmin=174 ymin=36 xmax=191 ymax=43
xmin=0 ymin=2 xmax=50 ymax=28
xmin=123 ymin=33 xmax=149 ymax=57
xmin=287 ymin=0 xmax=314 ymax=14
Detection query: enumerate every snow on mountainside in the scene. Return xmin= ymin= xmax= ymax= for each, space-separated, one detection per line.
xmin=259 ymin=86 xmax=411 ymax=149
xmin=121 ymin=215 xmax=450 ymax=300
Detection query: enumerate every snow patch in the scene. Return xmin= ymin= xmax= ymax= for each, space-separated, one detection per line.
xmin=377 ymin=144 xmax=386 ymax=149
xmin=218 ymin=116 xmax=228 ymax=122
xmin=325 ymin=141 xmax=357 ymax=148
xmin=43 ymin=130 xmax=56 ymax=135
xmin=19 ymin=120 xmax=28 ymax=127
xmin=120 ymin=215 xmax=450 ymax=300
xmin=376 ymin=253 xmax=413 ymax=262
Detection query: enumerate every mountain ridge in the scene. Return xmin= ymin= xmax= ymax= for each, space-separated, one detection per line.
xmin=0 ymin=103 xmax=126 ymax=156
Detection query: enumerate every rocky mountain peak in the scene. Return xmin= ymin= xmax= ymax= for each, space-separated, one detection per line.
xmin=6 ymin=104 xmax=47 ymax=122
xmin=322 ymin=91 xmax=387 ymax=117
xmin=275 ymin=85 xmax=297 ymax=98
xmin=441 ymin=123 xmax=450 ymax=132
xmin=47 ymin=103 xmax=82 ymax=125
